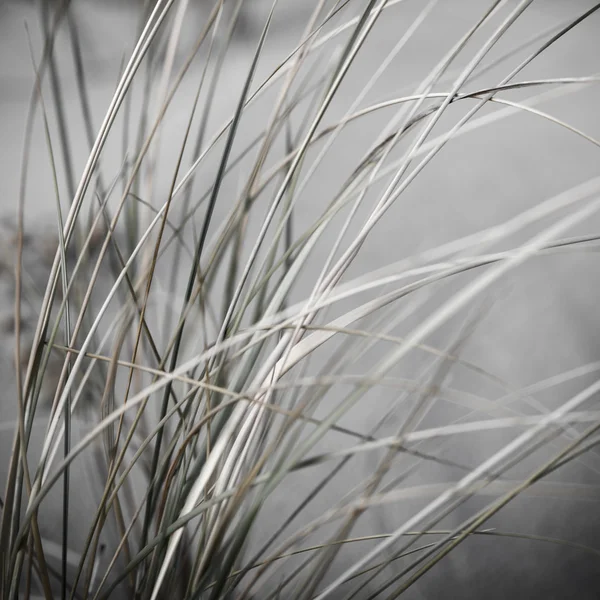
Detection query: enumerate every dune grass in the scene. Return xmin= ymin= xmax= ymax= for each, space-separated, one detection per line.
xmin=1 ymin=0 xmax=600 ymax=598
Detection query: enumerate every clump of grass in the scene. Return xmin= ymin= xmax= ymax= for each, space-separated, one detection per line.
xmin=1 ymin=1 xmax=600 ymax=598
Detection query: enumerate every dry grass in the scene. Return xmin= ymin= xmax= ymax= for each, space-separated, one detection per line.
xmin=1 ymin=1 xmax=600 ymax=598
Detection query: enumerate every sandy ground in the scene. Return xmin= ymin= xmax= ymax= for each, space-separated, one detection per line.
xmin=1 ymin=1 xmax=600 ymax=598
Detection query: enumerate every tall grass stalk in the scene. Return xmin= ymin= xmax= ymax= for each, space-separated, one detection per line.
xmin=1 ymin=0 xmax=600 ymax=598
